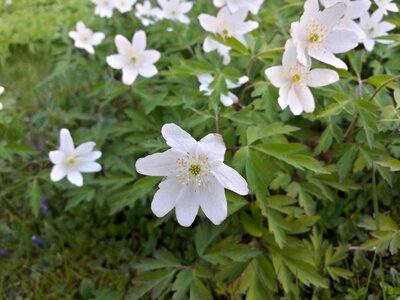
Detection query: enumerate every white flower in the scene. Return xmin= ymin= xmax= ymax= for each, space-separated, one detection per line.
xmin=213 ymin=0 xmax=264 ymax=14
xmin=290 ymin=0 xmax=359 ymax=69
xmin=5 ymin=0 xmax=12 ymax=5
xmin=68 ymin=22 xmax=105 ymax=54
xmin=265 ymin=39 xmax=339 ymax=115
xmin=114 ymin=0 xmax=136 ymax=13
xmin=106 ymin=31 xmax=161 ymax=85
xmin=135 ymin=123 xmax=248 ymax=227
xmin=49 ymin=129 xmax=102 ymax=187
xmin=135 ymin=1 xmax=161 ymax=26
xmin=197 ymin=74 xmax=249 ymax=106
xmin=157 ymin=0 xmax=193 ymax=24
xmin=0 ymin=86 xmax=4 ymax=110
xmin=91 ymin=0 xmax=115 ymax=18
xmin=359 ymin=10 xmax=395 ymax=51
xmin=320 ymin=0 xmax=371 ymax=40
xmin=199 ymin=7 xmax=258 ymax=65
xmin=374 ymin=0 xmax=398 ymax=14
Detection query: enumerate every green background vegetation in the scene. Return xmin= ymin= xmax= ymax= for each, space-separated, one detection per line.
xmin=1 ymin=0 xmax=400 ymax=299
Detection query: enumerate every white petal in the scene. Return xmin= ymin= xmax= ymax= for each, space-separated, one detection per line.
xmin=220 ymin=93 xmax=236 ymax=106
xmin=319 ymin=2 xmax=346 ymax=29
xmin=135 ymin=149 xmax=182 ymax=176
xmin=309 ymin=48 xmax=348 ymax=69
xmin=199 ymin=181 xmax=227 ymax=225
xmin=79 ymin=151 xmax=102 ymax=162
xmin=296 ymin=86 xmax=315 ymax=113
xmin=151 ymin=178 xmax=182 ymax=217
xmin=0 ymin=86 xmax=4 ymax=95
xmin=212 ymin=163 xmax=248 ymax=195
xmin=67 ymin=169 xmax=83 ymax=186
xmin=198 ymin=14 xmax=218 ymax=33
xmin=282 ymin=39 xmax=298 ymax=68
xmin=278 ymin=85 xmax=290 ymax=110
xmin=138 ymin=64 xmax=158 ymax=78
xmin=50 ymin=164 xmax=67 ymax=182
xmin=77 ymin=161 xmax=102 ymax=173
xmin=142 ymin=50 xmax=160 ymax=64
xmin=122 ymin=66 xmax=138 ymax=85
xmin=198 ymin=133 xmax=226 ymax=162
xmin=288 ymin=87 xmax=303 ymax=115
xmin=75 ymin=142 xmax=95 ymax=155
xmin=325 ymin=30 xmax=358 ymax=53
xmin=132 ymin=30 xmax=146 ymax=53
xmin=77 ymin=21 xmax=85 ymax=31
xmin=265 ymin=66 xmax=287 ymax=88
xmin=180 ymin=2 xmax=192 ymax=13
xmin=49 ymin=150 xmax=65 ymax=164
xmin=175 ymin=187 xmax=199 ymax=227
xmin=308 ymin=69 xmax=339 ymax=87
xmin=92 ymin=32 xmax=105 ymax=45
xmin=161 ymin=123 xmax=197 ymax=152
xmin=203 ymin=36 xmax=218 ymax=52
xmin=107 ymin=54 xmax=129 ymax=69
xmin=115 ymin=35 xmax=132 ymax=56
xmin=363 ymin=39 xmax=375 ymax=51
xmin=60 ymin=129 xmax=74 ymax=154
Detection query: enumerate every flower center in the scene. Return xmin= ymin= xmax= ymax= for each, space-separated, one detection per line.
xmin=175 ymin=154 xmax=211 ymax=187
xmin=131 ymin=56 xmax=137 ymax=63
xmin=309 ymin=33 xmax=320 ymax=43
xmin=189 ymin=164 xmax=201 ymax=176
xmin=292 ymin=74 xmax=301 ymax=82
xmin=67 ymin=156 xmax=77 ymax=166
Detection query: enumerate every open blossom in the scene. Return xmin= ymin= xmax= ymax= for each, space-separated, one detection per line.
xmin=0 ymin=86 xmax=4 ymax=110
xmin=374 ymin=0 xmax=398 ymax=14
xmin=49 ymin=129 xmax=102 ymax=187
xmin=106 ymin=31 xmax=161 ymax=85
xmin=197 ymin=74 xmax=249 ymax=106
xmin=199 ymin=7 xmax=258 ymax=65
xmin=213 ymin=0 xmax=264 ymax=14
xmin=265 ymin=39 xmax=339 ymax=115
xmin=135 ymin=123 xmax=248 ymax=227
xmin=68 ymin=22 xmax=105 ymax=54
xmin=114 ymin=0 xmax=136 ymax=13
xmin=135 ymin=1 xmax=161 ymax=26
xmin=157 ymin=0 xmax=192 ymax=24
xmin=320 ymin=0 xmax=371 ymax=40
xmin=359 ymin=10 xmax=395 ymax=51
xmin=290 ymin=0 xmax=359 ymax=69
xmin=91 ymin=0 xmax=115 ymax=18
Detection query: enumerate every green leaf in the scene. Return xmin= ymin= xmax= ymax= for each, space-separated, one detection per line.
xmin=375 ymin=157 xmax=400 ymax=172
xmin=27 ymin=178 xmax=41 ymax=218
xmin=110 ymin=176 xmax=161 ymax=214
xmin=246 ymin=122 xmax=299 ymax=144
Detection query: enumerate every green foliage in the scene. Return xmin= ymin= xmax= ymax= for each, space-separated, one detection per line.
xmin=1 ymin=0 xmax=400 ymax=299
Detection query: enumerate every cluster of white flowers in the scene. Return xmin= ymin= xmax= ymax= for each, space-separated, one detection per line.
xmin=197 ymin=74 xmax=249 ymax=106
xmin=90 ymin=0 xmax=193 ymax=25
xmin=56 ymin=0 xmax=397 ymax=227
xmin=265 ymin=0 xmax=397 ymax=115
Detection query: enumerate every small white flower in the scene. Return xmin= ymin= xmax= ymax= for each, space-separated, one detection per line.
xmin=374 ymin=0 xmax=398 ymax=14
xmin=5 ymin=0 xmax=12 ymax=5
xmin=197 ymin=74 xmax=249 ymax=106
xmin=320 ymin=0 xmax=371 ymax=40
xmin=106 ymin=31 xmax=161 ymax=85
xmin=290 ymin=0 xmax=359 ymax=69
xmin=49 ymin=129 xmax=102 ymax=187
xmin=114 ymin=0 xmax=136 ymax=13
xmin=91 ymin=0 xmax=115 ymax=18
xmin=135 ymin=1 xmax=161 ymax=26
xmin=199 ymin=7 xmax=258 ymax=64
xmin=0 ymin=86 xmax=4 ymax=110
xmin=213 ymin=0 xmax=264 ymax=14
xmin=157 ymin=0 xmax=193 ymax=24
xmin=135 ymin=123 xmax=248 ymax=227
xmin=359 ymin=10 xmax=395 ymax=51
xmin=68 ymin=22 xmax=105 ymax=54
xmin=265 ymin=39 xmax=339 ymax=115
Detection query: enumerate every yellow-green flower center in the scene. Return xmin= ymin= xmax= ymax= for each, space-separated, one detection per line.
xmin=310 ymin=33 xmax=320 ymax=43
xmin=292 ymin=74 xmax=301 ymax=82
xmin=67 ymin=157 xmax=76 ymax=166
xmin=189 ymin=164 xmax=201 ymax=176
xmin=222 ymin=29 xmax=229 ymax=37
xmin=131 ymin=56 xmax=137 ymax=63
